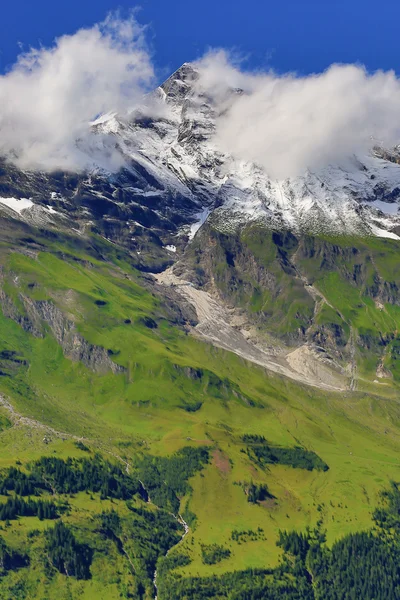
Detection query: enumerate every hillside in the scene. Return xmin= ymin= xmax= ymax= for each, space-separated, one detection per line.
xmin=0 ymin=63 xmax=399 ymax=599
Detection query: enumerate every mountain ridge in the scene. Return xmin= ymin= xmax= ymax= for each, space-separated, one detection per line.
xmin=1 ymin=62 xmax=400 ymax=252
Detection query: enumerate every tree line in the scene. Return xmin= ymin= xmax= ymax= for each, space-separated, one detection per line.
xmin=0 ymin=496 xmax=59 ymax=521
xmin=242 ymin=434 xmax=328 ymax=471
xmin=0 ymin=455 xmax=143 ymax=500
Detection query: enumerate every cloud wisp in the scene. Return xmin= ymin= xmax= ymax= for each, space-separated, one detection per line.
xmin=194 ymin=51 xmax=400 ymax=178
xmin=0 ymin=14 xmax=154 ymax=171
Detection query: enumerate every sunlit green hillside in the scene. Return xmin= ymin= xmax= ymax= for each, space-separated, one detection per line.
xmin=0 ymin=225 xmax=399 ymax=598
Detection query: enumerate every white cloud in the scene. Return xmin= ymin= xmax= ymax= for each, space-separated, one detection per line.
xmin=0 ymin=13 xmax=155 ymax=171
xmin=194 ymin=51 xmax=400 ymax=178
xmin=3 ymin=25 xmax=400 ymax=179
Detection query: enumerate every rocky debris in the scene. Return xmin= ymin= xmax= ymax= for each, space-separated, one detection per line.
xmin=286 ymin=345 xmax=345 ymax=389
xmin=0 ymin=287 xmax=43 ymax=337
xmin=151 ymin=282 xmax=198 ymax=328
xmin=175 ymin=224 xmax=313 ymax=345
xmin=376 ymin=360 xmax=393 ymax=379
xmin=29 ymin=298 xmax=125 ymax=374
xmin=178 ymin=222 xmax=400 ymax=373
xmin=155 ymin=267 xmax=346 ymax=391
xmin=310 ymin=323 xmax=349 ymax=356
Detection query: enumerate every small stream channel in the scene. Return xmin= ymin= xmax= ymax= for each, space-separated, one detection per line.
xmin=137 ymin=479 xmax=190 ymax=600
xmin=153 ymin=512 xmax=189 ymax=599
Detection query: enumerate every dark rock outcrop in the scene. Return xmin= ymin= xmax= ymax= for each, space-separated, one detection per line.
xmin=0 ymin=290 xmax=124 ymax=374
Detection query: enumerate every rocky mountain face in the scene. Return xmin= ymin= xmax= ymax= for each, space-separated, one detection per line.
xmin=95 ymin=62 xmax=400 ymax=241
xmin=1 ymin=63 xmax=400 ymax=386
xmin=2 ymin=62 xmax=400 ymax=247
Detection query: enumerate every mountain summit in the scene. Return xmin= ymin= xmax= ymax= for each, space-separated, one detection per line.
xmin=1 ymin=62 xmax=400 ymax=385
xmin=1 ymin=62 xmax=400 ymax=251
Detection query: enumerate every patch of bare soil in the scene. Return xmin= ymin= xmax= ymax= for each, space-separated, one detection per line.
xmin=259 ymin=497 xmax=278 ymax=510
xmin=213 ymin=449 xmax=231 ymax=475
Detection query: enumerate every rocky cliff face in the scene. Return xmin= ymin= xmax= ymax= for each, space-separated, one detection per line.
xmin=175 ymin=220 xmax=400 ymax=377
xmin=0 ymin=287 xmax=124 ymax=374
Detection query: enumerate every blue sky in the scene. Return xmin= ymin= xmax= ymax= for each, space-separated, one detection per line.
xmin=0 ymin=0 xmax=399 ymax=77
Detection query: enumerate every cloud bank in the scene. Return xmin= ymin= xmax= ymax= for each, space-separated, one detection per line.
xmin=195 ymin=51 xmax=400 ymax=178
xmin=2 ymin=21 xmax=400 ymax=178
xmin=0 ymin=14 xmax=154 ymax=171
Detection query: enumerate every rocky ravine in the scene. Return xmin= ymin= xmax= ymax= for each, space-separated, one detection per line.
xmin=155 ymin=267 xmax=347 ymax=392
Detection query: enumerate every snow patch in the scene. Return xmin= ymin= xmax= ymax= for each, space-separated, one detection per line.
xmin=71 ymin=67 xmax=400 ymax=241
xmin=91 ymin=112 xmax=117 ymax=126
xmin=164 ymin=244 xmax=176 ymax=253
xmin=45 ymin=205 xmax=60 ymax=215
xmin=189 ymin=208 xmax=210 ymax=240
xmin=370 ymin=224 xmax=400 ymax=240
xmin=0 ymin=197 xmax=34 ymax=214
xmin=368 ymin=200 xmax=399 ymax=215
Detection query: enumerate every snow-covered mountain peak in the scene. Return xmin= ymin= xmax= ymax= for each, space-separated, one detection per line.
xmin=150 ymin=62 xmax=400 ymax=240
xmin=2 ymin=62 xmax=400 ymax=245
xmin=161 ymin=62 xmax=199 ymax=105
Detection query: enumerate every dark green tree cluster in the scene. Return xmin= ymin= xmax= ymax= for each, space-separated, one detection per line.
xmin=124 ymin=504 xmax=184 ymax=581
xmin=277 ymin=530 xmax=312 ymax=561
xmin=74 ymin=440 xmax=90 ymax=452
xmin=246 ymin=482 xmax=271 ymax=503
xmin=309 ymin=531 xmax=400 ymax=599
xmin=45 ymin=521 xmax=92 ymax=580
xmin=373 ymin=480 xmax=400 ymax=529
xmin=276 ymin=511 xmax=400 ymax=600
xmin=0 ymin=455 xmax=143 ymax=500
xmin=0 ymin=496 xmax=59 ymax=521
xmin=158 ymin=566 xmax=313 ymax=600
xmin=242 ymin=434 xmax=267 ymax=444
xmin=137 ymin=446 xmax=209 ymax=512
xmin=31 ymin=455 xmax=141 ymax=499
xmin=231 ymin=528 xmax=264 ymax=542
xmin=98 ymin=508 xmax=121 ymax=537
xmin=243 ymin=436 xmax=328 ymax=471
xmin=0 ymin=535 xmax=28 ymax=574
xmin=157 ymin=552 xmax=192 ymax=576
xmin=200 ymin=544 xmax=231 ymax=565
xmin=0 ymin=466 xmax=37 ymax=496
xmin=95 ymin=503 xmax=184 ymax=595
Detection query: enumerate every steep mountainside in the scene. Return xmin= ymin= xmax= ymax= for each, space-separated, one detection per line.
xmin=176 ymin=223 xmax=400 ymax=387
xmin=0 ymin=64 xmax=400 ymax=598
xmin=2 ymin=63 xmax=400 ymax=389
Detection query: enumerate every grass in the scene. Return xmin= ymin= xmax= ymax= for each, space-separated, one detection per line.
xmin=172 ymin=385 xmax=400 ymax=577
xmin=0 ymin=229 xmax=400 ymax=595
xmin=0 ymin=485 xmax=138 ymax=600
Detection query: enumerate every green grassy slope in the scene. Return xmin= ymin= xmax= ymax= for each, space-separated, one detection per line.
xmin=0 ymin=225 xmax=400 ymax=597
